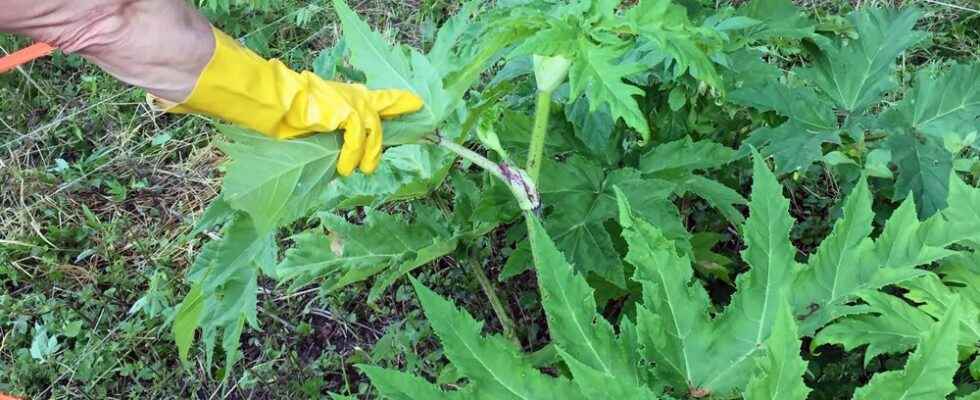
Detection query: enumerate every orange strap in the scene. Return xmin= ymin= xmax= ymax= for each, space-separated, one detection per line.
xmin=0 ymin=42 xmax=56 ymax=74
xmin=0 ymin=393 xmax=23 ymax=400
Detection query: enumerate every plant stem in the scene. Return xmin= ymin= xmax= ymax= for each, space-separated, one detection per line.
xmin=428 ymin=134 xmax=539 ymax=212
xmin=462 ymin=254 xmax=519 ymax=346
xmin=526 ymin=89 xmax=554 ymax=183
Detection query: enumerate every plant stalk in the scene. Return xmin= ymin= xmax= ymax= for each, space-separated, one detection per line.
xmin=526 ymin=89 xmax=554 ymax=184
xmin=462 ymin=255 xmax=519 ymax=346
xmin=428 ymin=134 xmax=540 ymax=212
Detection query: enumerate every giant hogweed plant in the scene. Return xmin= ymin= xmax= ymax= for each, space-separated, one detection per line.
xmin=171 ymin=0 xmax=980 ymax=396
xmin=174 ymin=0 xmax=737 ymax=367
xmin=358 ymin=153 xmax=979 ymax=399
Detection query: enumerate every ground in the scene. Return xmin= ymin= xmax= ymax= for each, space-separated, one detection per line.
xmin=1 ymin=0 xmax=977 ymax=399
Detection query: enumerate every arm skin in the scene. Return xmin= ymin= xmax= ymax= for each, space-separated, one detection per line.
xmin=0 ymin=0 xmax=215 ymax=102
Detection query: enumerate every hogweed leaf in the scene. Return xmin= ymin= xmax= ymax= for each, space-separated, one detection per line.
xmin=791 ymin=176 xmax=880 ymax=334
xmin=527 ymin=217 xmax=642 ymax=386
xmin=814 ymin=291 xmax=934 ymax=366
xmin=278 ymin=209 xmax=458 ymax=302
xmin=852 ymin=296 xmax=961 ymax=400
xmin=708 ymin=151 xmax=799 ymax=392
xmin=626 ymin=0 xmax=721 ymax=88
xmin=619 ymin=189 xmax=714 ymax=393
xmin=174 ymin=215 xmax=269 ymax=368
xmin=555 ymin=347 xmax=659 ymax=400
xmin=737 ymin=0 xmax=816 ymax=40
xmin=744 ymin=301 xmax=811 ymax=400
xmin=174 ymin=284 xmax=205 ymax=363
xmin=540 ymin=157 xmax=675 ymax=287
xmin=568 ymin=38 xmax=650 ymax=140
xmin=901 ymin=274 xmax=980 ymax=355
xmin=938 ymin=251 xmax=980 ymax=309
xmin=730 ymin=80 xmax=836 ymax=132
xmin=332 ymin=0 xmax=454 ymax=144
xmin=640 ymin=137 xmax=738 ymax=175
xmin=411 ymin=278 xmax=586 ymax=400
xmin=800 ymin=8 xmax=928 ymax=113
xmin=427 ymin=0 xmax=482 ymax=78
xmin=217 ymin=126 xmax=341 ymax=232
xmin=874 ymin=196 xmax=955 ymax=270
xmin=886 ymin=134 xmax=952 ymax=218
xmin=885 ymin=63 xmax=980 ymax=143
xmin=676 ymin=174 xmax=748 ymax=226
xmin=359 ymin=365 xmax=451 ymax=400
xmin=641 ymin=138 xmax=746 ymax=225
xmin=742 ymin=121 xmax=841 ymax=175
xmin=928 ymin=175 xmax=980 ymax=246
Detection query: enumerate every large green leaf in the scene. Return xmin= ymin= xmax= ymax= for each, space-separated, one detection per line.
xmin=640 ymin=136 xmax=738 ymax=175
xmin=730 ymin=76 xmax=841 ymax=174
xmin=217 ymin=126 xmax=341 ymax=233
xmin=620 ymin=189 xmax=714 ymax=394
xmin=324 ymin=144 xmax=455 ymax=209
xmin=799 ymin=8 xmax=927 ymax=113
xmin=744 ymin=302 xmax=811 ymax=400
xmin=527 ymin=218 xmax=643 ymax=388
xmin=875 ymin=63 xmax=980 ymax=217
xmin=791 ymin=177 xmax=877 ymax=333
xmin=938 ymin=251 xmax=980 ymax=308
xmin=679 ymin=175 xmax=748 ymax=226
xmin=331 ymin=0 xmax=454 ymax=144
xmin=852 ymin=297 xmax=961 ymax=400
xmin=730 ymin=80 xmax=837 ymax=132
xmin=884 ymin=63 xmax=980 ymax=144
xmin=411 ymin=278 xmax=586 ymax=400
xmin=886 ymin=134 xmax=953 ymax=218
xmin=568 ymin=38 xmax=650 ymax=139
xmin=173 ymin=284 xmax=205 ymax=363
xmin=359 ymin=365 xmax=453 ymax=400
xmin=427 ymin=0 xmax=483 ymax=78
xmin=929 ymin=175 xmax=980 ymax=246
xmin=625 ymin=0 xmax=721 ymax=88
xmin=278 ymin=208 xmax=458 ymax=302
xmin=564 ymin=97 xmax=621 ymax=166
xmin=813 ymin=291 xmax=935 ymax=366
xmin=736 ymin=0 xmax=816 ymax=40
xmin=540 ymin=156 xmax=676 ymax=287
xmin=874 ymin=196 xmax=955 ymax=271
xmin=745 ymin=121 xmax=841 ymax=175
xmin=707 ymin=151 xmax=799 ymax=392
xmin=641 ymin=137 xmax=746 ymax=225
xmin=902 ymin=274 xmax=980 ymax=355
xmin=174 ymin=215 xmax=270 ymax=367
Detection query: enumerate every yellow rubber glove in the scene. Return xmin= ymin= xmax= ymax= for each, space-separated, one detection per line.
xmin=161 ymin=27 xmax=423 ymax=176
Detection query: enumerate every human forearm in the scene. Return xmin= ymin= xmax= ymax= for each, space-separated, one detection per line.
xmin=1 ymin=0 xmax=424 ymax=176
xmin=0 ymin=0 xmax=214 ymax=101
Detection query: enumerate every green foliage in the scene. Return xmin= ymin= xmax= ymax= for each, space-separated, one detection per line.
xmin=499 ymin=0 xmax=722 ymax=141
xmin=277 ymin=208 xmax=458 ymax=302
xmin=731 ymin=7 xmax=979 ymax=219
xmin=217 ymin=126 xmax=341 ymax=232
xmin=743 ymin=302 xmax=811 ymax=400
xmin=358 ymin=153 xmax=980 ymax=398
xmin=6 ymin=0 xmax=980 ymax=397
xmin=851 ymin=298 xmax=962 ymax=400
xmin=800 ymin=8 xmax=928 ymax=114
xmin=160 ymin=1 xmax=980 ymax=397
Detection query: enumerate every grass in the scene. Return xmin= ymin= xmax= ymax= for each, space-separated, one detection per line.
xmin=1 ymin=0 xmax=978 ymax=398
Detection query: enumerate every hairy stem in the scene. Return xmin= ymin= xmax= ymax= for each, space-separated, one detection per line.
xmin=462 ymin=253 xmax=519 ymax=345
xmin=428 ymin=134 xmax=540 ymax=212
xmin=526 ymin=89 xmax=554 ymax=183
